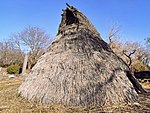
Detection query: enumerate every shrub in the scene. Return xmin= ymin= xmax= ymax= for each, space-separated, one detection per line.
xmin=7 ymin=64 xmax=20 ymax=74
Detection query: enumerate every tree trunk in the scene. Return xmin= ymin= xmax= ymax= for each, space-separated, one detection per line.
xmin=126 ymin=71 xmax=147 ymax=94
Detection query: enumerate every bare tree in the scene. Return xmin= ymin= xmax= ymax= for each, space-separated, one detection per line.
xmin=122 ymin=42 xmax=149 ymax=71
xmin=0 ymin=41 xmax=23 ymax=67
xmin=107 ymin=24 xmax=124 ymax=57
xmin=106 ymin=25 xmax=147 ymax=93
xmin=11 ymin=26 xmax=51 ymax=69
xmin=144 ymin=37 xmax=150 ymax=66
xmin=106 ymin=24 xmax=149 ymax=71
xmin=107 ymin=24 xmax=120 ymax=48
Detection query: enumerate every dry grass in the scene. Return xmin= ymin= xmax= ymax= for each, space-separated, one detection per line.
xmin=140 ymin=82 xmax=150 ymax=89
xmin=0 ymin=77 xmax=150 ymax=113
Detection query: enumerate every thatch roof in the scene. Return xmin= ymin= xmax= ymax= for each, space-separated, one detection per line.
xmin=18 ymin=4 xmax=139 ymax=106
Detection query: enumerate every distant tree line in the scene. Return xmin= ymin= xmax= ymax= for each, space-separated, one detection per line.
xmin=0 ymin=25 xmax=149 ymax=73
xmin=107 ymin=24 xmax=150 ymax=72
xmin=0 ymin=26 xmax=51 ymax=71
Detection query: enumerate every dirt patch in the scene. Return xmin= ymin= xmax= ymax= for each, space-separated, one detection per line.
xmin=140 ymin=82 xmax=150 ymax=89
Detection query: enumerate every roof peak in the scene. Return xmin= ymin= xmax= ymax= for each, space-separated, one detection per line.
xmin=57 ymin=4 xmax=100 ymax=37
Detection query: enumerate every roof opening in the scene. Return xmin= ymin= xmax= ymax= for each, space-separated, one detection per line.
xmin=65 ymin=9 xmax=79 ymax=25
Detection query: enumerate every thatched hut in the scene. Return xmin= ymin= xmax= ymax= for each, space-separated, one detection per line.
xmin=18 ymin=4 xmax=141 ymax=106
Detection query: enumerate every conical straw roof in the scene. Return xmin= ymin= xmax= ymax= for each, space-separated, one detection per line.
xmin=18 ymin=4 xmax=138 ymax=106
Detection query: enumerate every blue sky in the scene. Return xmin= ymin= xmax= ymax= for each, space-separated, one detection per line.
xmin=0 ymin=0 xmax=150 ymax=44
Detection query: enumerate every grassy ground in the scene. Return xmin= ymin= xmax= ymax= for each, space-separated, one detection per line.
xmin=0 ymin=77 xmax=150 ymax=113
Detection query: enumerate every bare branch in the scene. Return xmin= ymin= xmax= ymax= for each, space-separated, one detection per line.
xmin=108 ymin=24 xmax=120 ymax=45
xmin=123 ymin=50 xmax=136 ymax=67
